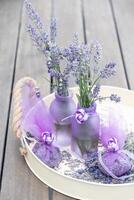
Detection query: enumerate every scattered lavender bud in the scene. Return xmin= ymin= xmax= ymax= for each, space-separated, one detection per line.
xmin=92 ymin=84 xmax=100 ymax=98
xmin=110 ymin=94 xmax=121 ymax=102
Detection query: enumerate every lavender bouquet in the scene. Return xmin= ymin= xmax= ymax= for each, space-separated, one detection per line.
xmin=63 ymin=34 xmax=120 ymax=108
xmin=25 ymin=0 xmax=71 ymax=96
xmin=60 ymin=35 xmax=120 ymax=157
xmin=24 ymin=0 xmax=78 ymax=124
xmin=24 ymin=0 xmax=121 ymax=145
xmin=24 ymin=0 xmax=120 ymax=104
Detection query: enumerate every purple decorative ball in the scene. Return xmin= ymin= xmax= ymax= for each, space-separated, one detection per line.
xmin=99 ymin=151 xmax=132 ymax=177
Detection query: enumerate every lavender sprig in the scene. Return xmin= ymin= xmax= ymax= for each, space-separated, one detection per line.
xmin=24 ymin=1 xmax=70 ymax=96
xmin=109 ymin=94 xmax=121 ymax=102
xmin=92 ymin=84 xmax=100 ymax=98
xmin=90 ymin=41 xmax=102 ymax=74
xmin=24 ymin=0 xmax=44 ymax=30
xmin=50 ymin=18 xmax=57 ymax=43
xmin=27 ymin=24 xmax=47 ymax=52
xmin=95 ymin=94 xmax=121 ymax=103
xmin=100 ymin=62 xmax=116 ymax=79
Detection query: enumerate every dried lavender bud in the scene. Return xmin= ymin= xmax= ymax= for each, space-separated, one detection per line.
xmin=27 ymin=24 xmax=45 ymax=51
xmin=49 ymin=69 xmax=62 ymax=78
xmin=92 ymin=84 xmax=100 ymax=98
xmin=90 ymin=41 xmax=102 ymax=64
xmin=110 ymin=94 xmax=121 ymax=102
xmin=50 ymin=18 xmax=57 ymax=43
xmin=100 ymin=62 xmax=116 ymax=79
xmin=24 ymin=0 xmax=43 ymax=30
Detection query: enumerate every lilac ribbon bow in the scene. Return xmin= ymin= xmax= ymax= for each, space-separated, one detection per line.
xmin=75 ymin=109 xmax=89 ymax=124
xmin=61 ymin=108 xmax=94 ymax=124
xmin=107 ymin=137 xmax=119 ymax=152
xmin=41 ymin=131 xmax=54 ymax=145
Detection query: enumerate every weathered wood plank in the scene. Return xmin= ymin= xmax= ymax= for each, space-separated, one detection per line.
xmin=53 ymin=191 xmax=76 ymax=200
xmin=52 ymin=0 xmax=83 ymax=199
xmin=53 ymin=0 xmax=83 ymax=47
xmin=0 ymin=0 xmax=22 ymax=184
xmin=0 ymin=0 xmax=51 ymax=199
xmin=111 ymin=0 xmax=134 ymax=89
xmin=1 ymin=0 xmax=129 ymax=199
xmin=84 ymin=0 xmax=127 ymax=88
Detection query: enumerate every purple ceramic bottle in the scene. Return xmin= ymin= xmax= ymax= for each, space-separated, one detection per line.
xmin=49 ymin=92 xmax=76 ymax=125
xmin=71 ymin=103 xmax=100 ymax=158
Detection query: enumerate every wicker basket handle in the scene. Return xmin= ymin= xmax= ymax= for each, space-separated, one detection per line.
xmin=12 ymin=77 xmax=40 ymax=138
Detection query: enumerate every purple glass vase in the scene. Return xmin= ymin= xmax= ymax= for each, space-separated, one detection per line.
xmin=49 ymin=92 xmax=76 ymax=125
xmin=71 ymin=103 xmax=100 ymax=158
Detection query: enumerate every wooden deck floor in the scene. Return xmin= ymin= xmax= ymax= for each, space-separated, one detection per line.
xmin=0 ymin=0 xmax=134 ymax=199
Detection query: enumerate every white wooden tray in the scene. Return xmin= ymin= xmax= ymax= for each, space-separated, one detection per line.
xmin=21 ymin=86 xmax=134 ymax=200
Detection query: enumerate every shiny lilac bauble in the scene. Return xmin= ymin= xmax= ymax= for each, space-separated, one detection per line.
xmin=49 ymin=92 xmax=76 ymax=125
xmin=100 ymin=151 xmax=132 ymax=177
xmin=71 ymin=103 xmax=100 ymax=157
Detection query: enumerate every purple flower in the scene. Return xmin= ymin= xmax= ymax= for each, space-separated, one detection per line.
xmin=41 ymin=32 xmax=49 ymax=45
xmin=50 ymin=44 xmax=61 ymax=65
xmin=96 ymin=94 xmax=121 ymax=103
xmin=90 ymin=41 xmax=102 ymax=73
xmin=50 ymin=18 xmax=57 ymax=43
xmin=110 ymin=94 xmax=121 ymax=102
xmin=24 ymin=1 xmax=119 ymax=100
xmin=92 ymin=84 xmax=100 ymax=98
xmin=47 ymin=60 xmax=52 ymax=69
xmin=24 ymin=0 xmax=43 ymax=30
xmin=27 ymin=24 xmax=45 ymax=50
xmin=25 ymin=0 xmax=49 ymax=49
xmin=63 ymin=45 xmax=90 ymax=77
xmin=100 ymin=62 xmax=116 ymax=79
xmin=24 ymin=1 xmax=69 ymax=96
xmin=48 ymin=68 xmax=62 ymax=78
xmin=27 ymin=24 xmax=49 ymax=54
xmin=63 ymin=34 xmax=81 ymax=63
xmin=90 ymin=41 xmax=102 ymax=63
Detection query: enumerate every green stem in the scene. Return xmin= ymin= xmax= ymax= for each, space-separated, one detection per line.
xmin=90 ymin=76 xmax=100 ymax=90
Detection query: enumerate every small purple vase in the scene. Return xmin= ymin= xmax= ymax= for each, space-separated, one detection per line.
xmin=71 ymin=103 xmax=100 ymax=158
xmin=49 ymin=92 xmax=76 ymax=125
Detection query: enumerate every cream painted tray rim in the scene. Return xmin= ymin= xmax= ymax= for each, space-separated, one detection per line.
xmin=20 ymin=86 xmax=134 ymax=200
xmin=21 ymin=85 xmax=134 ymax=187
